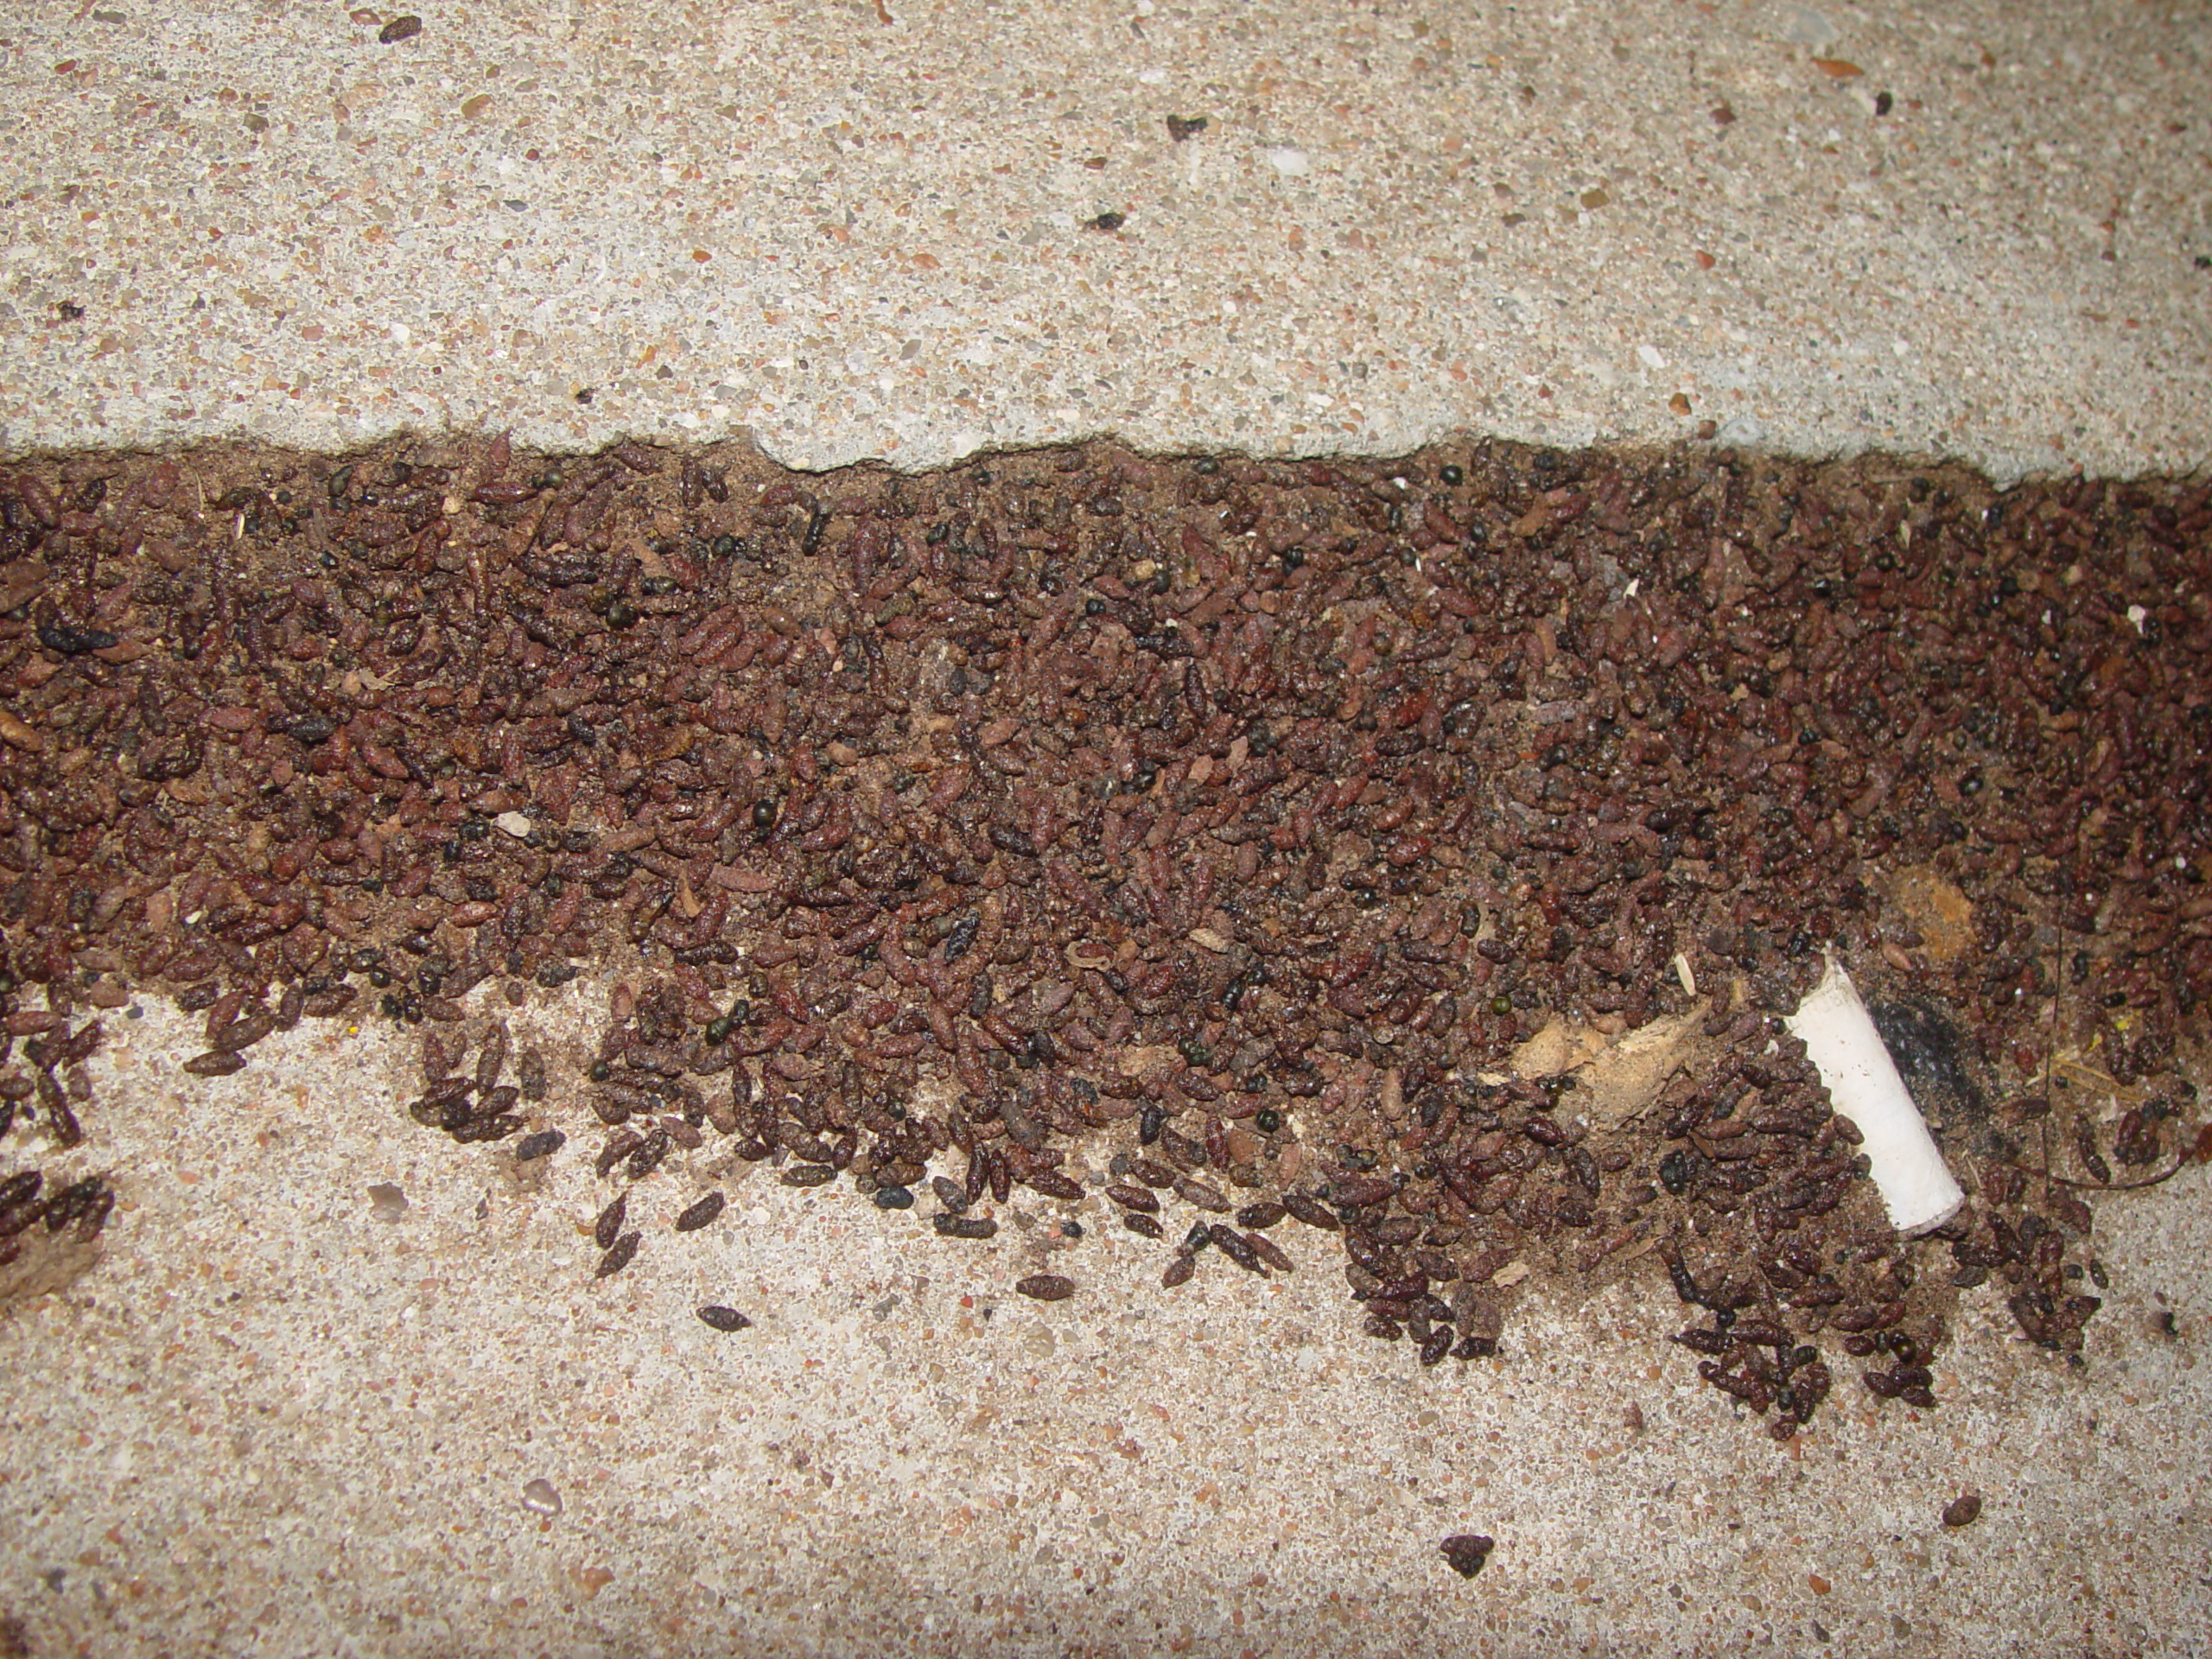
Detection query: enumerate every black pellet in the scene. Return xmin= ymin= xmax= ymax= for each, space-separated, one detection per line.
xmin=674 ymin=1192 xmax=727 ymax=1232
xmin=594 ymin=1193 xmax=627 ymax=1249
xmin=595 ymin=1231 xmax=640 ymax=1277
xmin=933 ymin=1214 xmax=998 ymax=1239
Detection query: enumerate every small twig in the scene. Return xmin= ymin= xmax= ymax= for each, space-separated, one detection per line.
xmin=2038 ymin=952 xmax=2062 ymax=1195
xmin=2054 ymin=1055 xmax=2120 ymax=1090
xmin=1998 ymin=1157 xmax=2190 ymax=1193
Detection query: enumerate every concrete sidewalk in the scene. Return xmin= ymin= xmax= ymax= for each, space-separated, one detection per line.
xmin=1 ymin=4 xmax=2209 ymax=1658
xmin=1 ymin=0 xmax=2207 ymax=480
xmin=5 ymin=998 xmax=2207 ymax=1658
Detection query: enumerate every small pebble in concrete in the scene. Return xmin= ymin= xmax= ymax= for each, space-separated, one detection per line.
xmin=1441 ymin=1534 xmax=1495 ymax=1578
xmin=521 ymin=1478 xmax=563 ymax=1516
xmin=698 ymin=1305 xmax=753 ymax=1332
xmin=1015 ymin=1274 xmax=1075 ymax=1301
xmin=366 ymin=1184 xmax=406 ymax=1222
xmin=1942 ymin=1493 xmax=1983 ymax=1528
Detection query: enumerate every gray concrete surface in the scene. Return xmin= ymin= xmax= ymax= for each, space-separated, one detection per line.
xmin=4 ymin=1000 xmax=2208 ymax=1658
xmin=0 ymin=0 xmax=2208 ymax=480
xmin=3 ymin=3 xmax=2211 ymax=1656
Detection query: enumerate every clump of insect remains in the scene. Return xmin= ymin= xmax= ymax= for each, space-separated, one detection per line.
xmin=0 ymin=1164 xmax=119 ymax=1296
xmin=0 ymin=436 xmax=2200 ymax=1428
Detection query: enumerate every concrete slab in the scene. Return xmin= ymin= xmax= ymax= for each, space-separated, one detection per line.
xmin=1 ymin=0 xmax=2207 ymax=480
xmin=3 ymin=999 xmax=2206 ymax=1658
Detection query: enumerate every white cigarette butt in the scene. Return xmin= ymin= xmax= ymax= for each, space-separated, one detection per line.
xmin=1784 ymin=957 xmax=1964 ymax=1235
